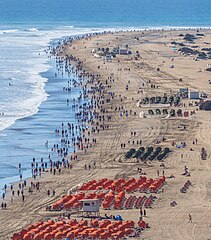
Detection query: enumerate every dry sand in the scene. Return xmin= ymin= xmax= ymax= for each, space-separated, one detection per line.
xmin=0 ymin=29 xmax=211 ymax=240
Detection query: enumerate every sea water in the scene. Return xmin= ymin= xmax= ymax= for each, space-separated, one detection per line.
xmin=0 ymin=0 xmax=211 ymax=191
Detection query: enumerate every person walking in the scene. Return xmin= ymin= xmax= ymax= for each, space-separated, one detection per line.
xmin=143 ymin=209 xmax=146 ymax=217
xmin=188 ymin=214 xmax=192 ymax=223
xmin=139 ymin=208 xmax=143 ymax=221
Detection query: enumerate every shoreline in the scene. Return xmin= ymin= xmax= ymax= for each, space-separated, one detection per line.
xmin=1 ymin=28 xmax=211 ymax=239
xmin=0 ymin=56 xmax=81 ymax=192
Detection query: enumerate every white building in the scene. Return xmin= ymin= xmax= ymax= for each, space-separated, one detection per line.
xmin=188 ymin=91 xmax=200 ymax=99
xmin=80 ymin=199 xmax=100 ymax=212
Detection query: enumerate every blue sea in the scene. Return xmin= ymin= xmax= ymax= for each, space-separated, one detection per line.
xmin=0 ymin=0 xmax=211 ymax=192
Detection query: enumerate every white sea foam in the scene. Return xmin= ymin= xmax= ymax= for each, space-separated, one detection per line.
xmin=0 ymin=26 xmax=116 ymax=132
xmin=27 ymin=28 xmax=40 ymax=32
xmin=0 ymin=29 xmax=20 ymax=34
xmin=63 ymin=26 xmax=74 ymax=28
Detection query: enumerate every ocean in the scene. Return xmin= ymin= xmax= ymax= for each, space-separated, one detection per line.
xmin=0 ymin=0 xmax=211 ymax=192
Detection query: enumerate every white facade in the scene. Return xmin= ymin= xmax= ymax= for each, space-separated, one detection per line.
xmin=80 ymin=199 xmax=100 ymax=212
xmin=179 ymin=88 xmax=188 ymax=93
xmin=188 ymin=91 xmax=200 ymax=99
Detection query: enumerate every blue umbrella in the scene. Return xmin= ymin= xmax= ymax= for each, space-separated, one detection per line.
xmin=115 ymin=215 xmax=123 ymax=221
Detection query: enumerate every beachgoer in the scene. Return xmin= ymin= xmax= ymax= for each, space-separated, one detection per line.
xmin=140 ymin=208 xmax=143 ymax=220
xmin=144 ymin=209 xmax=146 ymax=216
xmin=188 ymin=214 xmax=192 ymax=223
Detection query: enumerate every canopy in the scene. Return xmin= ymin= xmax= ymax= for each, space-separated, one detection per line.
xmin=115 ymin=215 xmax=123 ymax=221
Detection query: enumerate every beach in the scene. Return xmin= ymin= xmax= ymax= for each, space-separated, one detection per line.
xmin=1 ymin=29 xmax=211 ymax=239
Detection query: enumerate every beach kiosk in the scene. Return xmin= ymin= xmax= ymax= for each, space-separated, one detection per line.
xmin=188 ymin=91 xmax=200 ymax=99
xmin=77 ymin=199 xmax=100 ymax=217
xmin=179 ymin=87 xmax=188 ymax=98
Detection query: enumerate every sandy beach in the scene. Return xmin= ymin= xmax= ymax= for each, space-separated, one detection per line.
xmin=1 ymin=29 xmax=211 ymax=240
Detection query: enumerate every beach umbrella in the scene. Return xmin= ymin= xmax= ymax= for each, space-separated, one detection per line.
xmin=57 ymin=226 xmax=65 ymax=232
xmin=125 ymin=220 xmax=134 ymax=227
xmin=124 ymin=227 xmax=132 ymax=235
xmin=42 ymin=222 xmax=51 ymax=228
xmin=55 ymin=220 xmax=66 ymax=227
xmin=55 ymin=232 xmax=63 ymax=239
xmin=33 ymin=233 xmax=41 ymax=240
xmin=69 ymin=224 xmax=80 ymax=230
xmin=138 ymin=220 xmax=147 ymax=228
xmin=78 ymin=230 xmax=89 ymax=238
xmin=26 ymin=225 xmax=34 ymax=231
xmin=100 ymin=232 xmax=109 ymax=239
xmin=45 ymin=226 xmax=52 ymax=232
xmin=116 ymin=230 xmax=125 ymax=238
xmin=19 ymin=229 xmax=28 ymax=237
xmin=96 ymin=185 xmax=103 ymax=190
xmin=90 ymin=230 xmax=100 ymax=238
xmin=109 ymin=227 xmax=119 ymax=234
xmin=50 ymin=224 xmax=58 ymax=230
xmin=66 ymin=232 xmax=74 ymax=239
xmin=90 ymin=219 xmax=99 ymax=227
xmin=23 ymin=233 xmax=32 ymax=240
xmin=79 ymin=220 xmax=88 ymax=226
xmin=118 ymin=223 xmax=127 ymax=231
xmin=52 ymin=203 xmax=60 ymax=210
xmin=37 ymin=225 xmax=45 ymax=231
xmin=51 ymin=229 xmax=59 ymax=235
xmin=67 ymin=219 xmax=78 ymax=226
xmin=40 ymin=231 xmax=47 ymax=239
xmin=43 ymin=233 xmax=52 ymax=240
xmin=102 ymin=180 xmax=113 ymax=189
xmin=99 ymin=220 xmax=111 ymax=228
xmin=115 ymin=215 xmax=123 ymax=221
xmin=115 ymin=221 xmax=122 ymax=226
xmin=47 ymin=219 xmax=55 ymax=225
xmin=71 ymin=229 xmax=80 ymax=236
xmin=29 ymin=228 xmax=39 ymax=235
xmin=12 ymin=233 xmax=21 ymax=240
xmin=62 ymin=229 xmax=70 ymax=237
